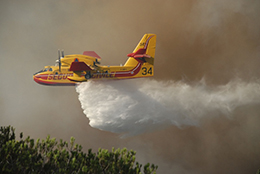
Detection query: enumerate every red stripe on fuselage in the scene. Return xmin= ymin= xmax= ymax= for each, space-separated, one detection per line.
xmin=114 ymin=62 xmax=142 ymax=78
xmin=33 ymin=76 xmax=76 ymax=86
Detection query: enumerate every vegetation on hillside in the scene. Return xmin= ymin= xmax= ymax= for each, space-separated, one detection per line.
xmin=0 ymin=126 xmax=157 ymax=174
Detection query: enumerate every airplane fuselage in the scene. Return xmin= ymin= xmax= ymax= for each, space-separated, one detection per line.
xmin=33 ymin=34 xmax=156 ymax=86
xmin=33 ymin=58 xmax=150 ymax=86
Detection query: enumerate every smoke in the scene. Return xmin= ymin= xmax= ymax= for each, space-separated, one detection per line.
xmin=1 ymin=0 xmax=260 ymax=173
xmin=76 ymin=78 xmax=260 ymax=136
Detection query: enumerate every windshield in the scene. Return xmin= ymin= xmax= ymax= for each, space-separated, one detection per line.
xmin=33 ymin=68 xmax=52 ymax=75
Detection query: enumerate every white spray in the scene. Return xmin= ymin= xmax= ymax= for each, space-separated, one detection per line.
xmin=76 ymin=78 xmax=260 ymax=135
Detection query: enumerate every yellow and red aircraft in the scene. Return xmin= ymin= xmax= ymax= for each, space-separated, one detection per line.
xmin=33 ymin=33 xmax=156 ymax=86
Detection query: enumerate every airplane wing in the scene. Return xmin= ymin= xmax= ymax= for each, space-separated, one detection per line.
xmin=69 ymin=62 xmax=93 ymax=71
xmin=68 ymin=62 xmax=92 ymax=82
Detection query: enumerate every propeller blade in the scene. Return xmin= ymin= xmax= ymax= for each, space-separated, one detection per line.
xmin=62 ymin=50 xmax=64 ymax=58
xmin=58 ymin=49 xmax=61 ymax=72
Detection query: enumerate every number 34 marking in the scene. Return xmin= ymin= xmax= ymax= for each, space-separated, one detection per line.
xmin=142 ymin=67 xmax=153 ymax=75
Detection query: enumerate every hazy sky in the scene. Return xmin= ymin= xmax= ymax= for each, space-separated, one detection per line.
xmin=1 ymin=1 xmax=260 ymax=173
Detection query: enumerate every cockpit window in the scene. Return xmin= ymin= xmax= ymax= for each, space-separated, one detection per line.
xmin=33 ymin=68 xmax=51 ymax=75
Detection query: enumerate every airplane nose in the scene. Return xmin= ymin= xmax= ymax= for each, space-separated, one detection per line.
xmin=33 ymin=74 xmax=48 ymax=80
xmin=33 ymin=73 xmax=48 ymax=85
xmin=34 ymin=74 xmax=41 ymax=78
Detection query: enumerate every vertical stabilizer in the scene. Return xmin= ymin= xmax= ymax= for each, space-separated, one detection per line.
xmin=124 ymin=34 xmax=156 ymax=67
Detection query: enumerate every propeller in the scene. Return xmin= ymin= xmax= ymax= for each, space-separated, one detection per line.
xmin=57 ymin=49 xmax=65 ymax=72
xmin=58 ymin=49 xmax=61 ymax=72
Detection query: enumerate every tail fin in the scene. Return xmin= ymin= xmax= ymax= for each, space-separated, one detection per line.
xmin=124 ymin=34 xmax=156 ymax=66
xmin=124 ymin=34 xmax=156 ymax=77
xmin=132 ymin=33 xmax=156 ymax=59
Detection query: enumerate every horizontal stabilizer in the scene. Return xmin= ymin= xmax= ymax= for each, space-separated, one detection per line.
xmin=83 ymin=51 xmax=101 ymax=59
xmin=133 ymin=54 xmax=151 ymax=58
xmin=69 ymin=62 xmax=92 ymax=71
xmin=127 ymin=48 xmax=151 ymax=58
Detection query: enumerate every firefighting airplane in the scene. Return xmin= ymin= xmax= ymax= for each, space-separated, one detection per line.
xmin=33 ymin=34 xmax=156 ymax=86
